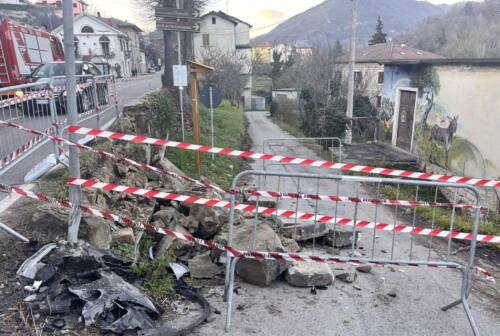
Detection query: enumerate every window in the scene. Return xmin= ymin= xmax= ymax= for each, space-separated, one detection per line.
xmin=354 ymin=71 xmax=362 ymax=84
xmin=333 ymin=71 xmax=342 ymax=83
xmin=212 ymin=17 xmax=217 ymax=24
xmin=81 ymin=25 xmax=94 ymax=33
xmin=74 ymin=37 xmax=80 ymax=57
xmin=202 ymin=34 xmax=210 ymax=47
xmin=376 ymin=95 xmax=382 ymax=108
xmin=99 ymin=36 xmax=111 ymax=57
xmin=378 ymin=71 xmax=384 ymax=84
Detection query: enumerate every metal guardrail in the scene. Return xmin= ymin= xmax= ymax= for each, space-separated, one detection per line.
xmin=0 ymin=74 xmax=118 ymax=177
xmin=224 ymin=170 xmax=483 ymax=335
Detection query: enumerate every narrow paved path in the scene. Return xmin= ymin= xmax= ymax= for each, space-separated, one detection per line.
xmin=196 ymin=111 xmax=499 ymax=336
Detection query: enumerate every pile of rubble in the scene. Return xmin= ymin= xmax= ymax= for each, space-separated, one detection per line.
xmin=22 ymin=109 xmax=371 ymax=333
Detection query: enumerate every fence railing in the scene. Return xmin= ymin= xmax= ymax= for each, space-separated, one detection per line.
xmin=224 ymin=170 xmax=484 ymax=335
xmin=262 ymin=137 xmax=343 ymax=172
xmin=0 ymin=74 xmax=118 ymax=176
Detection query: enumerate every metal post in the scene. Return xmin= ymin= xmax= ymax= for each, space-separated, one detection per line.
xmin=48 ymin=80 xmax=60 ymax=162
xmin=0 ymin=222 xmax=29 ymax=243
xmin=346 ymin=0 xmax=358 ymax=145
xmin=92 ymin=78 xmax=100 ymax=129
xmin=63 ymin=0 xmax=82 ymax=244
xmin=190 ymin=71 xmax=201 ymax=177
xmin=210 ymin=86 xmax=215 ymax=160
xmin=176 ymin=0 xmax=185 ymax=142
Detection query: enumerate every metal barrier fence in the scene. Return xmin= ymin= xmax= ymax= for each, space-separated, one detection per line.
xmin=262 ymin=137 xmax=343 ymax=174
xmin=0 ymin=74 xmax=118 ymax=176
xmin=224 ymin=170 xmax=484 ymax=335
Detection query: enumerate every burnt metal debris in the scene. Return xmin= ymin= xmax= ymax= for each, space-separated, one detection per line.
xmin=17 ymin=244 xmax=163 ymax=333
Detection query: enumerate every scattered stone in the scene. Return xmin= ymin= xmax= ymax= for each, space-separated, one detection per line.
xmin=356 ymin=265 xmax=373 ymax=274
xmin=353 ymin=285 xmax=362 ymax=291
xmin=387 ymin=289 xmax=397 ymax=298
xmin=188 ymin=252 xmax=221 ymax=279
xmin=191 ymin=206 xmax=227 ymax=240
xmin=168 ymin=225 xmax=196 ymax=258
xmin=153 ymin=208 xmax=180 ymax=227
xmin=285 ymin=262 xmax=334 ymax=287
xmin=282 ymin=222 xmax=329 ymax=241
xmin=381 ymin=249 xmax=388 ymax=254
xmin=218 ymin=220 xmax=289 ymax=286
xmin=281 ymin=237 xmax=300 ymax=253
xmin=325 ymin=226 xmax=360 ymax=248
xmin=335 ymin=270 xmax=357 ymax=284
xmin=350 ymin=250 xmax=363 ymax=258
xmin=112 ymin=227 xmax=135 ymax=245
xmin=206 ymin=315 xmax=217 ymax=323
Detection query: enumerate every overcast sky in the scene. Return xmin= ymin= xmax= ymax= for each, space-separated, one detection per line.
xmin=87 ymin=0 xmax=482 ymax=35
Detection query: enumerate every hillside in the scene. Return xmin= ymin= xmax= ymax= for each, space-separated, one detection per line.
xmin=252 ymin=0 xmax=450 ymax=47
xmin=399 ymin=0 xmax=500 ymax=57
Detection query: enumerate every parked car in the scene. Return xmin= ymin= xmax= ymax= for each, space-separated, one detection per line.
xmin=22 ymin=61 xmax=109 ymax=115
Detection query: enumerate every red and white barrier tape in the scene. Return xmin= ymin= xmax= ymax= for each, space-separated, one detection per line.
xmin=68 ymin=177 xmax=500 ymax=244
xmin=0 ymin=120 xmax=224 ymax=193
xmin=0 ymin=90 xmax=51 ymax=109
xmin=0 ymin=183 xmax=493 ymax=282
xmin=241 ymin=189 xmax=484 ymax=210
xmin=68 ymin=126 xmax=500 ymax=189
xmin=0 ymin=124 xmax=57 ymax=170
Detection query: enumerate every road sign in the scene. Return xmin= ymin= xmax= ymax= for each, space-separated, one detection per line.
xmin=173 ymin=65 xmax=188 ymax=87
xmin=155 ymin=7 xmax=199 ymax=19
xmin=156 ymin=19 xmax=200 ymax=32
xmin=200 ymin=84 xmax=222 ymax=109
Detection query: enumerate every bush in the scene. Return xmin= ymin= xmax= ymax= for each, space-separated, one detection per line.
xmin=270 ymin=101 xmax=278 ymax=117
xmin=323 ymin=107 xmax=350 ymax=139
xmin=146 ymin=88 xmax=178 ymax=138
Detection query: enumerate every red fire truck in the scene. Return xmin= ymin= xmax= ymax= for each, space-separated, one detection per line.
xmin=0 ymin=19 xmax=64 ymax=88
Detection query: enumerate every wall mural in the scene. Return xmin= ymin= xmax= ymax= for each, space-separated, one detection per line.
xmin=382 ymin=64 xmax=500 ymax=179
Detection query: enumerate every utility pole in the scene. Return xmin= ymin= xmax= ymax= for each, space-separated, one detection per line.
xmin=346 ymin=0 xmax=358 ymax=145
xmin=63 ymin=0 xmax=82 ymax=244
xmin=162 ymin=0 xmax=176 ymax=87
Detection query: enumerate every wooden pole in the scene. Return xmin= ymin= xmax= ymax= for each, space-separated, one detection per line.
xmin=191 ymin=71 xmax=201 ymax=176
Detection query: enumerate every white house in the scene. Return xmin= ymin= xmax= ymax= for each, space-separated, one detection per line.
xmin=193 ymin=11 xmax=253 ymax=109
xmin=53 ymin=13 xmax=131 ymax=78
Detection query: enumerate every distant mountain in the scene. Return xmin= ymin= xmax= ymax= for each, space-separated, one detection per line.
xmin=252 ymin=0 xmax=450 ymax=47
xmin=399 ymin=0 xmax=500 ymax=58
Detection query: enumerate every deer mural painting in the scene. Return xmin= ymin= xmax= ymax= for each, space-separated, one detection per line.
xmin=430 ymin=116 xmax=459 ymax=169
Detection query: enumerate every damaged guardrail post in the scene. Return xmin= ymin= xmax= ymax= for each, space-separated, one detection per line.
xmin=63 ymin=0 xmax=83 ymax=244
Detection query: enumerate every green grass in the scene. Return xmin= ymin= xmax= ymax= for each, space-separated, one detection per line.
xmin=166 ymin=100 xmax=247 ymax=188
xmin=131 ymin=255 xmax=175 ymax=301
xmin=381 ymin=185 xmax=500 ymax=239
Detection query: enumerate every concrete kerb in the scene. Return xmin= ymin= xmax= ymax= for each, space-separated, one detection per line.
xmin=223 ymin=170 xmax=484 ymax=335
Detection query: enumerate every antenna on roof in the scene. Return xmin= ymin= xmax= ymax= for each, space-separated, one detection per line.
xmin=226 ymin=0 xmax=230 ymax=13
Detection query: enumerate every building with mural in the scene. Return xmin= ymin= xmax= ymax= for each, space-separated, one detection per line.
xmin=380 ymin=58 xmax=500 ymax=182
xmin=354 ymin=43 xmax=500 ymax=206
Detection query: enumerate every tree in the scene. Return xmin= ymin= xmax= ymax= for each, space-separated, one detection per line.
xmin=333 ymin=40 xmax=344 ymax=57
xmin=201 ymin=48 xmax=248 ymax=105
xmin=369 ymin=16 xmax=387 ymax=46
xmin=271 ymin=49 xmax=284 ymax=81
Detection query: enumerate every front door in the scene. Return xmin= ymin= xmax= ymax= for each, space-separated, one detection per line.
xmin=396 ymin=90 xmax=416 ymax=151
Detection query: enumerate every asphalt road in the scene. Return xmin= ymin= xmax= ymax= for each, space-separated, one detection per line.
xmin=0 ymin=72 xmax=161 ymax=202
xmin=195 ymin=111 xmax=499 ymax=336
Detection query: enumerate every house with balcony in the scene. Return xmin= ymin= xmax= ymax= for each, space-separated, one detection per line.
xmin=99 ymin=17 xmax=146 ymax=75
xmin=53 ymin=12 xmax=131 ymax=77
